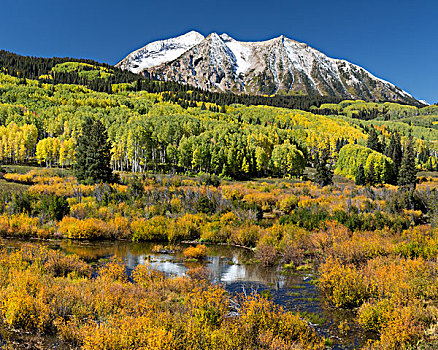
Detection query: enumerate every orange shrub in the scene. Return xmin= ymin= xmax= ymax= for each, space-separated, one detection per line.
xmin=183 ymin=245 xmax=208 ymax=260
xmin=230 ymin=223 xmax=263 ymax=247
xmin=98 ymin=257 xmax=128 ymax=283
xmin=132 ymin=263 xmax=165 ymax=287
xmin=319 ymin=256 xmax=376 ymax=308
xmin=131 ymin=216 xmax=169 ymax=241
xmin=0 ymin=213 xmax=40 ymax=238
xmin=167 ymin=214 xmax=204 ymax=242
xmin=58 ymin=217 xmax=115 ymax=240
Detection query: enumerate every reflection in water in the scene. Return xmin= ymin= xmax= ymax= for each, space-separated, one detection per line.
xmin=1 ymin=239 xmax=371 ymax=349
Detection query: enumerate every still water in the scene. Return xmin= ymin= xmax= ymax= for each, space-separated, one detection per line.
xmin=1 ymin=239 xmax=375 ymax=349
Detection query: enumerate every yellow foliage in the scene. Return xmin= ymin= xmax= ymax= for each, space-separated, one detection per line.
xmin=183 ymin=245 xmax=208 ymax=260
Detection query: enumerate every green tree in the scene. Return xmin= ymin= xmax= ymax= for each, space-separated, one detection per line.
xmin=355 ymin=163 xmax=366 ymax=186
xmin=127 ymin=176 xmax=145 ymax=199
xmin=398 ymin=135 xmax=417 ymax=189
xmin=314 ymin=147 xmax=333 ymax=187
xmin=385 ymin=132 xmax=403 ymax=176
xmin=367 ymin=126 xmax=382 ymax=153
xmin=39 ymin=194 xmax=70 ymax=221
xmin=75 ymin=118 xmax=113 ymax=184
xmin=366 ymin=161 xmax=377 ymax=186
xmin=270 ymin=140 xmax=305 ymax=177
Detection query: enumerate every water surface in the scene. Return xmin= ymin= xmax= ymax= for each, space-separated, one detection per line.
xmin=1 ymin=239 xmax=375 ymax=349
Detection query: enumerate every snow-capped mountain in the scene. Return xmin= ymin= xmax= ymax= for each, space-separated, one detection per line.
xmin=116 ymin=31 xmax=204 ymax=74
xmin=116 ymin=31 xmax=418 ymax=104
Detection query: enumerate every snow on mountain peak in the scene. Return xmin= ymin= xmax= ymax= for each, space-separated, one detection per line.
xmin=116 ymin=31 xmax=204 ymax=73
xmin=219 ymin=33 xmax=235 ymax=42
xmin=117 ymin=31 xmax=418 ymax=105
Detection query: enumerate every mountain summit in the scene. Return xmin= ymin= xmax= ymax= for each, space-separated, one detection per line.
xmin=116 ymin=31 xmax=417 ymax=104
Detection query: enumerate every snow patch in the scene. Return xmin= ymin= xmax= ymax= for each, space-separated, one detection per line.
xmin=118 ymin=31 xmax=204 ymax=73
xmin=225 ymin=41 xmax=252 ymax=74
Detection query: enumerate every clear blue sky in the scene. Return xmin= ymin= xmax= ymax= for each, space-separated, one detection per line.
xmin=1 ymin=0 xmax=436 ymax=103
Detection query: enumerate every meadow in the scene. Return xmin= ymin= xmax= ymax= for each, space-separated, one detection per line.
xmin=0 ymin=166 xmax=437 ymax=348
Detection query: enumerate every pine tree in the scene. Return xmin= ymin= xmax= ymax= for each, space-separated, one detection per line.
xmin=335 ymin=138 xmax=341 ymax=153
xmin=355 ymin=163 xmax=366 ymax=186
xmin=314 ymin=147 xmax=333 ymax=187
xmin=367 ymin=161 xmax=377 ymax=186
xmin=398 ymin=134 xmax=417 ymax=189
xmin=385 ymin=132 xmax=403 ymax=170
xmin=367 ymin=127 xmax=382 ymax=153
xmin=75 ymin=118 xmax=113 ymax=184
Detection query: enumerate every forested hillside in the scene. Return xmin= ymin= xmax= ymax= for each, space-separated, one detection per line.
xmin=0 ymin=50 xmax=341 ymax=110
xmin=0 ymin=51 xmax=437 ymax=183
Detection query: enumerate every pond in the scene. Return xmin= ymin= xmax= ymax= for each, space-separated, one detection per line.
xmin=0 ymin=239 xmax=375 ymax=349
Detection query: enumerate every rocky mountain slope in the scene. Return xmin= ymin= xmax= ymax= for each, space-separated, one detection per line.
xmin=116 ymin=31 xmax=418 ymax=104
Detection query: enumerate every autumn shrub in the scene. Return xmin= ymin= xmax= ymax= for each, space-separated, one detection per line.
xmin=183 ymin=245 xmax=208 ymax=260
xmin=328 ymin=231 xmax=393 ymax=263
xmin=357 ymin=299 xmax=394 ymax=332
xmin=200 ymin=221 xmax=229 ymax=243
xmin=0 ymin=269 xmax=47 ymax=331
xmin=167 ymin=213 xmax=204 ymax=242
xmin=28 ymin=177 xmax=95 ymax=197
xmin=17 ymin=244 xmax=92 ymax=278
xmin=277 ymin=195 xmax=299 ymax=214
xmin=81 ymin=315 xmax=173 ymax=350
xmin=229 ymin=223 xmax=263 ymax=247
xmin=393 ymin=226 xmax=438 ymax=259
xmin=318 ymin=256 xmax=375 ymax=308
xmin=58 ymin=217 xmax=115 ymax=240
xmin=362 ymin=256 xmax=438 ymax=304
xmin=98 ymin=257 xmax=128 ymax=283
xmin=132 ymin=263 xmax=165 ymax=288
xmin=107 ymin=216 xmax=131 ymax=239
xmin=236 ymin=294 xmax=325 ymax=350
xmin=278 ymin=224 xmax=312 ymax=264
xmin=0 ymin=213 xmax=40 ymax=238
xmin=243 ymin=191 xmax=278 ymax=212
xmin=255 ymin=243 xmax=278 ymax=266
xmin=359 ymin=301 xmax=426 ymax=350
xmin=186 ymin=266 xmax=212 ymax=280
xmin=131 ymin=216 xmax=169 ymax=241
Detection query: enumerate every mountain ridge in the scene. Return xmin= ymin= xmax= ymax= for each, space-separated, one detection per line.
xmin=116 ymin=31 xmax=418 ymax=105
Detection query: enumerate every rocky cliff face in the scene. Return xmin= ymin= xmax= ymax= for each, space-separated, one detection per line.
xmin=117 ymin=31 xmax=417 ymax=104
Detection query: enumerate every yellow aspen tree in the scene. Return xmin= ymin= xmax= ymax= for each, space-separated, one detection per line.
xmin=36 ymin=139 xmax=48 ymax=166
xmin=59 ymin=140 xmax=66 ymax=167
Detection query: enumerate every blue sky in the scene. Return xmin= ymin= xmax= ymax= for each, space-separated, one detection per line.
xmin=1 ymin=0 xmax=436 ymax=103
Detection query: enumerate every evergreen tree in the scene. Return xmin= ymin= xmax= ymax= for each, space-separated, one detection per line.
xmin=367 ymin=126 xmax=382 ymax=153
xmin=314 ymin=148 xmax=333 ymax=187
xmin=355 ymin=164 xmax=366 ymax=186
xmin=335 ymin=138 xmax=341 ymax=153
xmin=398 ymin=134 xmax=417 ymax=189
xmin=385 ymin=132 xmax=403 ymax=171
xmin=366 ymin=161 xmax=377 ymax=186
xmin=75 ymin=118 xmax=113 ymax=184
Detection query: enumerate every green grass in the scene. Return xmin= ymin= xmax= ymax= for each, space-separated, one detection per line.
xmin=1 ymin=165 xmax=72 ymax=177
xmin=2 ymin=165 xmax=40 ymax=174
xmin=0 ymin=179 xmax=29 ymax=193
